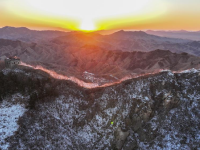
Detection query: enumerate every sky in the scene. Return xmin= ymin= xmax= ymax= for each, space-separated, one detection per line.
xmin=0 ymin=0 xmax=200 ymax=31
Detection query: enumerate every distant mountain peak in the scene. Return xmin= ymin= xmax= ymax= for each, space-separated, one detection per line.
xmin=1 ymin=26 xmax=30 ymax=31
xmin=18 ymin=27 xmax=30 ymax=30
xmin=2 ymin=26 xmax=11 ymax=29
xmin=118 ymin=30 xmax=125 ymax=33
xmin=133 ymin=31 xmax=148 ymax=35
xmin=112 ymin=30 xmax=148 ymax=36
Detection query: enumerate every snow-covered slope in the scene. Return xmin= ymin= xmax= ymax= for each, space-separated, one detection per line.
xmin=0 ymin=94 xmax=27 ymax=150
xmin=1 ymin=67 xmax=200 ymax=149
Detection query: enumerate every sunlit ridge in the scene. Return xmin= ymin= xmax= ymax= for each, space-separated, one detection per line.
xmin=20 ymin=62 xmax=200 ymax=89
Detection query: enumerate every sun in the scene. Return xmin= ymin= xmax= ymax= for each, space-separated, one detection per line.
xmin=80 ymin=19 xmax=96 ymax=31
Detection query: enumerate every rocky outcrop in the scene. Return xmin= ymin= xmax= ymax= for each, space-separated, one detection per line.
xmin=114 ymin=127 xmax=130 ymax=149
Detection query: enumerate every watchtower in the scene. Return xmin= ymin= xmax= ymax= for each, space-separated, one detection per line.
xmin=5 ymin=56 xmax=21 ymax=68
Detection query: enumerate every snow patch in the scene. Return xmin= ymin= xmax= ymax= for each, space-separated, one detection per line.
xmin=180 ymin=68 xmax=199 ymax=74
xmin=2 ymin=68 xmax=11 ymax=75
xmin=0 ymin=103 xmax=26 ymax=150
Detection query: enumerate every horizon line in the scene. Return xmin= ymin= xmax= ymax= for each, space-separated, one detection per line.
xmin=0 ymin=26 xmax=200 ymax=33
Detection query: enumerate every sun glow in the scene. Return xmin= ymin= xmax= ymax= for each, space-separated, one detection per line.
xmin=2 ymin=0 xmax=170 ymax=31
xmin=80 ymin=20 xmax=96 ymax=31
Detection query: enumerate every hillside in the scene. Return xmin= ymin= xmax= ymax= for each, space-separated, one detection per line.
xmin=0 ymin=66 xmax=200 ymax=149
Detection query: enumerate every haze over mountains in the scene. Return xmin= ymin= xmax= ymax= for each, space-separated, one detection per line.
xmin=1 ymin=26 xmax=200 ymax=55
xmin=146 ymin=30 xmax=200 ymax=41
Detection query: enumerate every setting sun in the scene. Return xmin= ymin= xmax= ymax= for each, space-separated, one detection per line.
xmin=0 ymin=0 xmax=200 ymax=31
xmin=80 ymin=20 xmax=96 ymax=31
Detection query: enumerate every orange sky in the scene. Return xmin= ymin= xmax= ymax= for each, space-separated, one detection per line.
xmin=0 ymin=0 xmax=200 ymax=31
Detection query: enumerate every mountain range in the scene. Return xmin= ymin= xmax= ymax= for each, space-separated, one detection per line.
xmin=1 ymin=26 xmax=200 ymax=55
xmin=1 ymin=26 xmax=200 ymax=84
xmin=0 ymin=26 xmax=200 ymax=149
xmin=0 ymin=26 xmax=66 ymax=42
xmin=146 ymin=30 xmax=200 ymax=41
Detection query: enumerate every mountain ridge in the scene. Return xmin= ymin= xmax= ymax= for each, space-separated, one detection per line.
xmin=0 ymin=65 xmax=200 ymax=149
